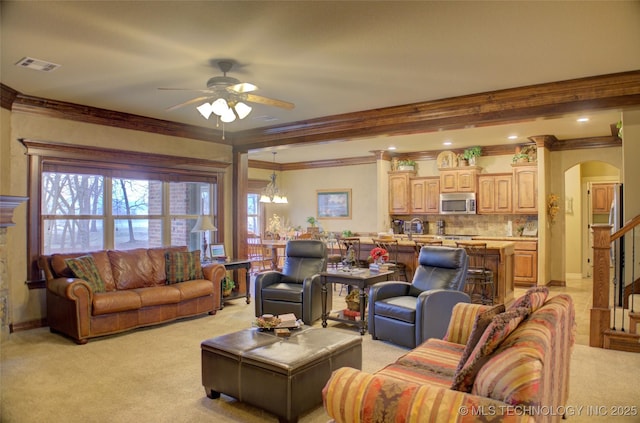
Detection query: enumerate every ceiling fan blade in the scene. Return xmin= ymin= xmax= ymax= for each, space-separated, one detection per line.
xmin=229 ymin=82 xmax=258 ymax=93
xmin=245 ymin=93 xmax=295 ymax=110
xmin=165 ymin=96 xmax=212 ymax=111
xmin=158 ymin=87 xmax=217 ymax=94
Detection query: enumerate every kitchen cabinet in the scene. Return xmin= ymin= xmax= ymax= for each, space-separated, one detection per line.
xmin=591 ymin=183 xmax=615 ymax=214
xmin=439 ymin=166 xmax=480 ymax=193
xmin=513 ymin=240 xmax=538 ymax=286
xmin=478 ymin=174 xmax=512 ymax=214
xmin=410 ymin=177 xmax=440 ymax=214
xmin=388 ymin=171 xmax=414 ymax=214
xmin=512 ymin=164 xmax=537 ymax=214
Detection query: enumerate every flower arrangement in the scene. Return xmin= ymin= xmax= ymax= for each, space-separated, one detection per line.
xmin=547 ymin=193 xmax=560 ymax=225
xmin=368 ymin=247 xmax=389 ymax=263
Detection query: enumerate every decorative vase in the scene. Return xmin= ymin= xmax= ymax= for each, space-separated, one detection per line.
xmin=468 ymin=156 xmax=476 ymax=166
xmin=398 ymin=165 xmax=414 ymax=171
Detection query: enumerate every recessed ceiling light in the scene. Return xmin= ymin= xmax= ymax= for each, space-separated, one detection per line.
xmin=508 ymin=135 xmax=518 ymax=140
xmin=388 ymin=146 xmax=397 ymax=151
xmin=577 ymin=117 xmax=589 ymax=122
xmin=443 ymin=141 xmax=452 ymax=146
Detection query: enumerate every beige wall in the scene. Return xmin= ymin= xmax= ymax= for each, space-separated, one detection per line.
xmin=2 ymin=111 xmax=232 ymax=326
xmin=564 ymin=165 xmax=582 ymax=276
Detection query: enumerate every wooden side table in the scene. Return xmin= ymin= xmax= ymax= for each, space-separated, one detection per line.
xmin=320 ymin=269 xmax=394 ymax=335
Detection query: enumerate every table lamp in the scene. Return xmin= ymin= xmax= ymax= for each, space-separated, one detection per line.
xmin=191 ymin=215 xmax=217 ymax=260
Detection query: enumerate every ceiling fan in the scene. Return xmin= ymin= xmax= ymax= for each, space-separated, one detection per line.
xmin=159 ymin=60 xmax=294 ymax=123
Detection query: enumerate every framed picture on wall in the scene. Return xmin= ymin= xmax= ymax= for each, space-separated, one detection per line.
xmin=317 ymin=189 xmax=351 ymax=219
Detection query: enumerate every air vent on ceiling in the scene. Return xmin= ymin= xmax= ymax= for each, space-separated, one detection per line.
xmin=15 ymin=57 xmax=61 ymax=72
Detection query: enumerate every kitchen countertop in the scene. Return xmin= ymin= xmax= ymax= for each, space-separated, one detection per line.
xmin=358 ymin=236 xmax=516 ymax=253
xmin=389 ymin=234 xmax=537 ymax=242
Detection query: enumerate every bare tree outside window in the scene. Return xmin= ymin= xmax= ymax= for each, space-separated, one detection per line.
xmin=42 ymin=172 xmax=103 ymax=253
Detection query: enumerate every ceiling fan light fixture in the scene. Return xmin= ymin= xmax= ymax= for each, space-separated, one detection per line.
xmin=196 ymin=102 xmax=214 ymax=119
xmin=235 ymin=102 xmax=252 ymax=119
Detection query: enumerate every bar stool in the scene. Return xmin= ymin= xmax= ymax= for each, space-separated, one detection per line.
xmin=372 ymin=238 xmax=408 ymax=281
xmin=338 ymin=237 xmax=363 ymax=268
xmin=414 ymin=240 xmax=443 ymax=258
xmin=455 ymin=241 xmax=494 ymax=305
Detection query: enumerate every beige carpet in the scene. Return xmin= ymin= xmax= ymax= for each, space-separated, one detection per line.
xmin=2 ymin=289 xmax=640 ymax=423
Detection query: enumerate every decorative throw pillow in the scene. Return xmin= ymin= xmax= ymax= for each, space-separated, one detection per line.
xmin=454 ymin=303 xmax=506 ymax=374
xmin=508 ymin=286 xmax=549 ymax=313
xmin=451 ymin=307 xmax=529 ymax=393
xmin=165 ymin=251 xmax=203 ymax=284
xmin=65 ymin=255 xmax=106 ymax=293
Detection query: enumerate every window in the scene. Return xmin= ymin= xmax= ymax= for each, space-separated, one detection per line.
xmin=23 ymin=139 xmax=226 ymax=284
xmin=247 ymin=193 xmax=260 ymax=235
xmin=42 ymin=173 xmax=218 ymax=254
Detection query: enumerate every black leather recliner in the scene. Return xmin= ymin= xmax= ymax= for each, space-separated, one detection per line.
xmin=255 ymin=239 xmax=328 ymax=325
xmin=368 ymin=246 xmax=469 ymax=348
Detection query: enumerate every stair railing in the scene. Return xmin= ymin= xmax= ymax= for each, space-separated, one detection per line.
xmin=591 ymin=215 xmax=640 ymax=348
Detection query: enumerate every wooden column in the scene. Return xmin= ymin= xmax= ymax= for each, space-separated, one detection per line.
xmin=590 ymin=224 xmax=612 ymax=348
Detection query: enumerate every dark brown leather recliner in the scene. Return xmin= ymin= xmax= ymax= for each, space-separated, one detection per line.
xmin=254 ymin=239 xmax=328 ymax=325
xmin=368 ymin=246 xmax=469 ymax=348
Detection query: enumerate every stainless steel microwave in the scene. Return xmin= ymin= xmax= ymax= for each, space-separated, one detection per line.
xmin=439 ymin=192 xmax=476 ymax=214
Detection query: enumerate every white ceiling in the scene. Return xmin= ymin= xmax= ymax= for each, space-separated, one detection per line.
xmin=2 ymin=1 xmax=639 ymax=163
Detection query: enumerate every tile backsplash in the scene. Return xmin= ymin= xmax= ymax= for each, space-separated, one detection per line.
xmin=397 ymin=215 xmax=538 ymax=237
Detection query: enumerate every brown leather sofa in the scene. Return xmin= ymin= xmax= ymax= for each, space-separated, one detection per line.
xmin=39 ymin=246 xmax=226 ymax=344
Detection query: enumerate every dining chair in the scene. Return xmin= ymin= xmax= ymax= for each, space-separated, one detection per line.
xmin=246 ymin=234 xmax=273 ymax=274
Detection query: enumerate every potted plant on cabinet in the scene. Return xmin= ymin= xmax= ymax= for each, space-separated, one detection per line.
xmin=397 ymin=159 xmax=416 ymax=171
xmin=462 ymin=146 xmax=482 ymax=166
xmin=512 ymin=152 xmax=530 ymax=164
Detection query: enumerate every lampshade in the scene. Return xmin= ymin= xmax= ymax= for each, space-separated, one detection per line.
xmin=196 ymin=102 xmax=214 ymax=119
xmin=191 ymin=215 xmax=217 ymax=232
xmin=211 ymin=98 xmax=229 ymax=116
xmin=220 ymin=107 xmax=236 ymax=123
xmin=234 ymin=102 xmax=252 ymax=119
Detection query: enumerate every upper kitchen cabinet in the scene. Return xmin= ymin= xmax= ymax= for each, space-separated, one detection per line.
xmin=591 ymin=183 xmax=615 ymax=214
xmin=478 ymin=173 xmax=512 ymax=214
xmin=389 ymin=171 xmax=414 ymax=214
xmin=439 ymin=166 xmax=480 ymax=193
xmin=410 ymin=177 xmax=440 ymax=214
xmin=512 ymin=163 xmax=537 ymax=214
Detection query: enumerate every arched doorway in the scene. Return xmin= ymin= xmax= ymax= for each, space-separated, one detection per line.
xmin=564 ymin=161 xmax=620 ymax=281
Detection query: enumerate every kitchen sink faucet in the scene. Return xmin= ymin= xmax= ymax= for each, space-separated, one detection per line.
xmin=406 ymin=218 xmax=423 ymax=241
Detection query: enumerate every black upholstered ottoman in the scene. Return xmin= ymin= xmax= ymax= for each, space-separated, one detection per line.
xmin=201 ymin=327 xmax=362 ymax=423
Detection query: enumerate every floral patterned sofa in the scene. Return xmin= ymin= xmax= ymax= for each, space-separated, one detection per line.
xmin=39 ymin=246 xmax=226 ymax=344
xmin=323 ymin=287 xmax=575 ymax=422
